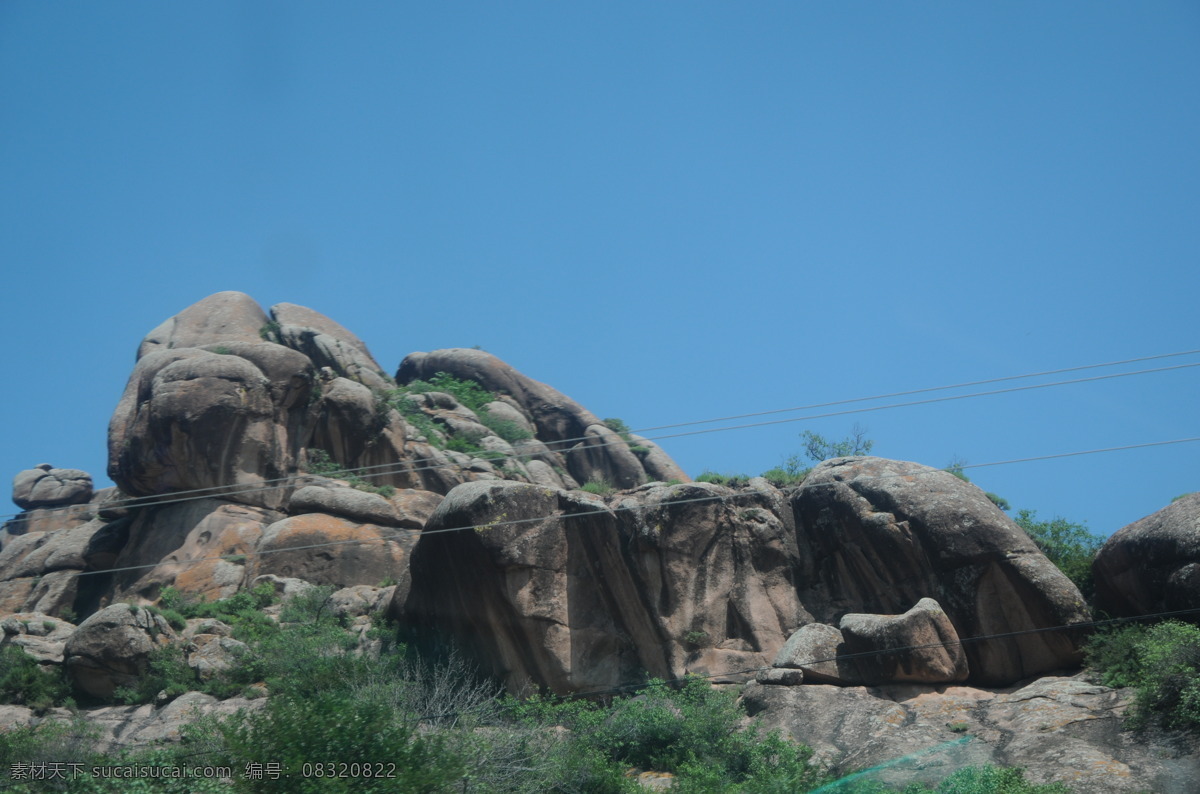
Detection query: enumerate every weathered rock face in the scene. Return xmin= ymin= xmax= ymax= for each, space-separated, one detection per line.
xmin=743 ymin=674 xmax=1200 ymax=794
xmin=13 ymin=465 xmax=94 ymax=510
xmin=397 ymin=348 xmax=690 ymax=487
xmin=401 ymin=479 xmax=802 ymax=694
xmin=247 ymin=513 xmax=412 ymax=589
xmin=63 ymin=604 xmax=175 ymax=699
xmin=792 ymin=457 xmax=1090 ymax=685
xmin=1094 ymin=493 xmax=1200 ymax=618
xmin=839 ymin=598 xmax=968 ymax=685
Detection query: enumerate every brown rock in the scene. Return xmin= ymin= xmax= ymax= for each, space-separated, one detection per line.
xmin=743 ymin=674 xmax=1199 ymax=793
xmin=288 ymin=484 xmax=401 ymax=526
xmin=1094 ymin=493 xmax=1200 ymax=617
xmin=838 ymin=598 xmax=969 ymax=684
xmin=137 ymin=291 xmax=269 ymax=359
xmin=401 ymin=479 xmax=806 ymax=694
xmin=792 ymin=457 xmax=1090 ymax=685
xmin=13 ymin=466 xmax=93 ymax=510
xmin=106 ymin=499 xmax=277 ymax=604
xmin=63 ymin=604 xmax=176 ymax=699
xmin=249 ymin=513 xmax=411 ymax=588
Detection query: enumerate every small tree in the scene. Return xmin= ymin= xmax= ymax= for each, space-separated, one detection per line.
xmin=1014 ymin=509 xmax=1103 ymax=597
xmin=799 ymin=423 xmax=874 ymax=463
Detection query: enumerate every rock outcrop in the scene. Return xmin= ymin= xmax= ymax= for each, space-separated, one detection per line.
xmin=12 ymin=465 xmax=93 ymax=510
xmin=792 ymin=457 xmax=1090 ymax=685
xmin=744 ymin=674 xmax=1200 ymax=794
xmin=63 ymin=604 xmax=176 ymax=699
xmin=1093 ymin=492 xmax=1200 ymax=618
xmin=400 ymin=479 xmax=801 ymax=694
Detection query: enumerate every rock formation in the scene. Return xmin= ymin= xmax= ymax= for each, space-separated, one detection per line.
xmin=4 ymin=290 xmax=1171 ymax=791
xmin=1093 ymin=492 xmax=1200 ymax=618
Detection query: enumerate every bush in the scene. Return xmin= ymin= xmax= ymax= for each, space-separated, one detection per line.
xmin=1013 ymin=510 xmax=1102 ymax=597
xmin=507 ymin=676 xmax=826 ymax=792
xmin=582 ymin=478 xmax=615 ymax=495
xmin=1085 ymin=620 xmax=1200 ymax=731
xmin=799 ymin=424 xmax=874 ymax=463
xmin=0 ymin=645 xmax=72 ymax=713
xmin=695 ymin=471 xmax=750 ymax=488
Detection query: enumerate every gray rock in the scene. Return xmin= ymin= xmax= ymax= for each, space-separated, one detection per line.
xmin=1094 ymin=493 xmax=1200 ymax=617
xmin=839 ymin=598 xmax=969 ymax=684
xmin=288 ymin=485 xmax=401 ymax=526
xmin=792 ymin=457 xmax=1090 ymax=685
xmin=64 ymin=604 xmax=176 ymax=699
xmin=743 ymin=674 xmax=1200 ymax=793
xmin=13 ymin=466 xmax=93 ymax=510
xmin=773 ymin=622 xmax=853 ymax=684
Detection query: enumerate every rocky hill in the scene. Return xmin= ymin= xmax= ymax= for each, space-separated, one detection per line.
xmin=2 ymin=291 xmax=1198 ymax=792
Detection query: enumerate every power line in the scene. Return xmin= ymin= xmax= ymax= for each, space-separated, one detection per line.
xmin=4 ymin=355 xmax=1197 ymax=523
xmin=53 ymin=435 xmax=1200 ymax=581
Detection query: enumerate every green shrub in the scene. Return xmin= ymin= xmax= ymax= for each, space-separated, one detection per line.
xmin=1085 ymin=620 xmax=1200 ymax=731
xmin=761 ymin=466 xmax=807 ymax=487
xmin=1013 ymin=510 xmax=1102 ymax=597
xmin=696 ymin=471 xmax=750 ymax=488
xmin=259 ymin=320 xmax=282 ymax=342
xmin=219 ymin=691 xmax=460 ymax=793
xmin=582 ymin=478 xmax=615 ymax=495
xmin=0 ymin=645 xmax=72 ymax=713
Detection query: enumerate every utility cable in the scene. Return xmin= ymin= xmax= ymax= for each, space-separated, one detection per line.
xmin=52 ymin=434 xmax=1200 ymax=580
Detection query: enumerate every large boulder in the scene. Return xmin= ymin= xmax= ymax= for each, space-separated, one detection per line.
xmin=791 ymin=457 xmax=1090 ymax=685
xmin=12 ymin=465 xmax=93 ymax=510
xmin=107 ymin=346 xmax=311 ymax=509
xmin=401 ymin=479 xmax=805 ymax=694
xmin=105 ymin=499 xmax=278 ymax=604
xmin=137 ymin=291 xmax=269 ymax=358
xmin=248 ymin=513 xmax=411 ymax=588
xmin=838 ymin=598 xmax=968 ymax=685
xmin=63 ymin=604 xmax=176 ymax=699
xmin=1093 ymin=493 xmax=1200 ymax=617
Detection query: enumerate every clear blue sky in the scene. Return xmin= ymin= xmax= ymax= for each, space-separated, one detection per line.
xmin=2 ymin=2 xmax=1197 ymax=536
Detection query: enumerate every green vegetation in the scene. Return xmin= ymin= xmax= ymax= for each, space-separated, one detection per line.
xmin=303 ymin=449 xmax=396 ymax=497
xmin=258 ymin=320 xmax=282 ymax=342
xmin=581 ymin=477 xmax=615 ymax=495
xmin=1013 ymin=510 xmax=1103 ymax=597
xmin=696 ymin=471 xmax=750 ymax=488
xmin=799 ymin=424 xmax=874 ymax=462
xmin=506 ymin=676 xmax=827 ymax=793
xmin=825 ymin=765 xmax=1072 ymax=793
xmin=380 ymin=372 xmax=532 ymax=465
xmin=0 ymin=645 xmax=72 ymax=714
xmin=1085 ymin=620 xmax=1200 ymax=732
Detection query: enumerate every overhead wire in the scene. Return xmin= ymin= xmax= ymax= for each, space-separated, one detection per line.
xmin=49 ymin=433 xmax=1200 ymax=580
xmin=3 ymin=352 xmax=1198 ymax=522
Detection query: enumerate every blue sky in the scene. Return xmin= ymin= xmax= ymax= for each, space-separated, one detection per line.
xmin=2 ymin=2 xmax=1197 ymax=536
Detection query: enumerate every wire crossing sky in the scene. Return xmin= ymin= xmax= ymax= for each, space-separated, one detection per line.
xmin=1 ymin=2 xmax=1197 ymax=537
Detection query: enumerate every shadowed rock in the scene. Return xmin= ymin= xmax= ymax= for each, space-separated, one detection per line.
xmin=839 ymin=598 xmax=969 ymax=684
xmin=791 ymin=457 xmax=1090 ymax=685
xmin=1094 ymin=492 xmax=1200 ymax=617
xmin=64 ymin=604 xmax=176 ymax=699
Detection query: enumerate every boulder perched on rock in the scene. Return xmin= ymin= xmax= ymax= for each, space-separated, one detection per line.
xmin=791 ymin=457 xmax=1090 ymax=685
xmin=1093 ymin=492 xmax=1200 ymax=617
xmin=839 ymin=598 xmax=968 ymax=684
xmin=12 ymin=465 xmax=94 ymax=510
xmin=770 ymin=622 xmax=850 ymax=684
xmin=63 ymin=604 xmax=176 ymax=698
